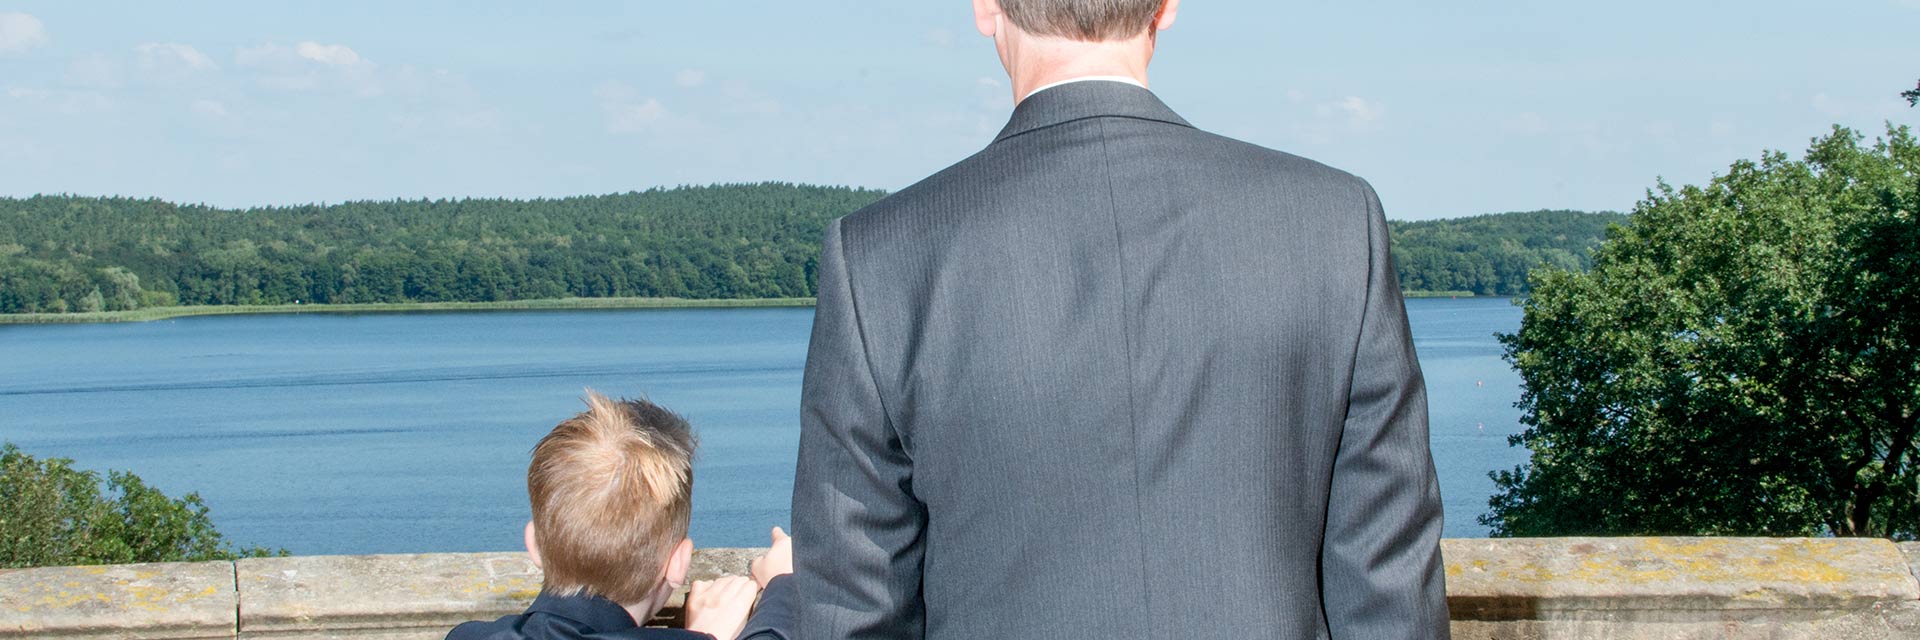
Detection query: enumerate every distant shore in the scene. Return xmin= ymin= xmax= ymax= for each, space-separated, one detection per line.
xmin=0 ymin=292 xmax=1507 ymax=325
xmin=0 ymin=297 xmax=818 ymax=325
xmin=1403 ymin=291 xmax=1488 ymax=298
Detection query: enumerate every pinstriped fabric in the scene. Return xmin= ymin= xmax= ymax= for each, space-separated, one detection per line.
xmin=792 ymin=81 xmax=1449 ymax=640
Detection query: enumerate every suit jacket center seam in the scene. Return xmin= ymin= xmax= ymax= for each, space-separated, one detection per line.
xmin=1097 ymin=117 xmax=1156 ymax=637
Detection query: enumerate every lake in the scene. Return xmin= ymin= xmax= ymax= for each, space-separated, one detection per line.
xmin=0 ymin=297 xmax=1529 ymax=554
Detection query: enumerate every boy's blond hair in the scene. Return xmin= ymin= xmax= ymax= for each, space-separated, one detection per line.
xmin=528 ymin=391 xmax=696 ymax=604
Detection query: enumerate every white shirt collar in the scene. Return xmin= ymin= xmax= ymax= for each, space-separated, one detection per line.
xmin=1027 ymin=75 xmax=1147 ymax=98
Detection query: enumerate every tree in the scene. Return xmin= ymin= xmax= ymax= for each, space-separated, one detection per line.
xmin=0 ymin=444 xmax=283 ymax=567
xmin=1904 ymin=79 xmax=1918 ymax=107
xmin=1485 ymin=125 xmax=1920 ymax=539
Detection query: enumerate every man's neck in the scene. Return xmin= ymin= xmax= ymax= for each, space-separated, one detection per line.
xmin=1006 ymin=37 xmax=1153 ymax=104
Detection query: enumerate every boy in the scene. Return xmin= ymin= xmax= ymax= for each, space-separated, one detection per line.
xmin=448 ymin=392 xmax=794 ymax=640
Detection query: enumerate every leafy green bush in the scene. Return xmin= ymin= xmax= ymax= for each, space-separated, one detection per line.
xmin=0 ymin=443 xmax=283 ymax=567
xmin=1487 ymin=125 xmax=1918 ymax=538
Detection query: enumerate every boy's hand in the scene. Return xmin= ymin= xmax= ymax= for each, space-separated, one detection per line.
xmin=749 ymin=526 xmax=793 ymax=589
xmin=684 ymin=576 xmax=758 ymax=640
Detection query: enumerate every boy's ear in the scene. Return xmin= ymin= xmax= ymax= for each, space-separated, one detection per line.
xmin=524 ymin=521 xmax=543 ymax=569
xmin=664 ymin=537 xmax=694 ymax=589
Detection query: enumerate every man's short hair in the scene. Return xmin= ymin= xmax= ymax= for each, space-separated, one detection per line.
xmin=528 ymin=391 xmax=696 ymax=604
xmin=1000 ymin=0 xmax=1166 ymax=41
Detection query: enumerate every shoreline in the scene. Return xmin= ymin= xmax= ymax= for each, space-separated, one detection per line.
xmin=1403 ymin=291 xmax=1496 ymax=298
xmin=0 ymin=297 xmax=818 ymax=325
xmin=0 ymin=292 xmax=1509 ymax=325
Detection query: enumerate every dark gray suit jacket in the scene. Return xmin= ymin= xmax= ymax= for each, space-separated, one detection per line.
xmin=792 ymin=81 xmax=1448 ymax=640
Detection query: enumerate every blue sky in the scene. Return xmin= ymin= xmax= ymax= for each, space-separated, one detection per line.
xmin=0 ymin=1 xmax=1913 ymax=219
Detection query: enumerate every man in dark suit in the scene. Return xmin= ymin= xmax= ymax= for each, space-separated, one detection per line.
xmin=791 ymin=1 xmax=1450 ymax=638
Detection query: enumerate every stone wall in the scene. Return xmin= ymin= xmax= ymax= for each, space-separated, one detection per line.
xmin=3 ymin=538 xmax=1918 ymax=639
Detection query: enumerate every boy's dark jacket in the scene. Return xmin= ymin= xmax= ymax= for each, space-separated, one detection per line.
xmin=447 ymin=576 xmax=794 ymax=640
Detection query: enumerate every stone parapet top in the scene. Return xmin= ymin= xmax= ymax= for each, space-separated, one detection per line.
xmin=0 ymin=560 xmax=235 ymax=640
xmin=1443 ymin=537 xmax=1920 ymax=616
xmin=3 ymin=538 xmax=1919 ymax=639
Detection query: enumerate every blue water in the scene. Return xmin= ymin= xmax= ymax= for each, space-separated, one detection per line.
xmin=0 ymin=298 xmax=1527 ymax=554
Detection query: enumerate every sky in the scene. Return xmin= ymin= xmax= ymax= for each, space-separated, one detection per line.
xmin=0 ymin=1 xmax=1914 ymax=220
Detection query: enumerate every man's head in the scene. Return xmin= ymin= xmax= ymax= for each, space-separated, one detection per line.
xmin=994 ymin=0 xmax=1169 ymax=41
xmin=971 ymin=0 xmax=1181 ymax=102
xmin=524 ymin=391 xmax=697 ymax=611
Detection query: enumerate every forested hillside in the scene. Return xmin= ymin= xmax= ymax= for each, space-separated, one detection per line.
xmin=0 ymin=184 xmax=882 ymax=313
xmin=0 ymin=187 xmax=1621 ymax=314
xmin=1390 ymin=210 xmax=1627 ymax=296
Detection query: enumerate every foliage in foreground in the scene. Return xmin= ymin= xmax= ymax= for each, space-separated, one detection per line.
xmin=1486 ymin=125 xmax=1920 ymax=539
xmin=0 ymin=444 xmax=283 ymax=568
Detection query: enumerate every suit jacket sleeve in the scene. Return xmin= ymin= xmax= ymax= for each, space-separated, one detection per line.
xmin=736 ymin=575 xmax=796 ymax=640
xmin=1321 ymin=183 xmax=1451 ymax=639
xmin=790 ymin=218 xmax=927 ymax=638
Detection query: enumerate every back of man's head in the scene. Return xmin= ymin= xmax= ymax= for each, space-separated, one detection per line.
xmin=998 ymin=0 xmax=1167 ymax=41
xmin=527 ymin=391 xmax=696 ymax=605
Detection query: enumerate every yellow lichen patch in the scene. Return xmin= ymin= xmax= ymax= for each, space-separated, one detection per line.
xmin=33 ymin=591 xmax=108 ymax=609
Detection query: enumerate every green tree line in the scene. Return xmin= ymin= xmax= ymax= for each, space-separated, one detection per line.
xmin=0 ymin=184 xmax=1620 ymax=314
xmin=0 ymin=184 xmax=883 ymax=314
xmin=1389 ymin=210 xmax=1626 ymax=296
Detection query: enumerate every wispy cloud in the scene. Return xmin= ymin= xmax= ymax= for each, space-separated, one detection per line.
xmin=1330 ymin=96 xmax=1386 ymax=129
xmin=595 ymin=82 xmax=668 ymax=134
xmin=674 ymin=69 xmax=706 ymax=88
xmin=65 ymin=53 xmax=123 ymax=88
xmin=0 ymin=12 xmax=48 ymax=55
xmin=137 ymin=43 xmax=218 ymax=72
xmin=236 ymin=41 xmax=377 ymax=94
xmin=190 ymin=99 xmax=228 ymax=118
xmin=296 ymin=42 xmax=363 ymax=67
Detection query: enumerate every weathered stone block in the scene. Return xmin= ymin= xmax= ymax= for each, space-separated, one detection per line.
xmin=233 ymin=549 xmax=765 ymax=639
xmin=237 ymin=553 xmax=539 ymax=639
xmin=1444 ymin=537 xmax=1920 ymax=639
xmin=1898 ymin=542 xmax=1920 ymax=583
xmin=0 ymin=561 xmax=236 ymax=640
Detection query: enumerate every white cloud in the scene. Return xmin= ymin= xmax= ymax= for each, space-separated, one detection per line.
xmin=674 ymin=69 xmax=706 ymax=88
xmin=136 ymin=43 xmax=218 ymax=72
xmin=1507 ymin=112 xmax=1549 ymax=135
xmin=65 ymin=53 xmax=124 ymax=88
xmin=926 ymin=28 xmax=957 ymax=48
xmin=0 ymin=12 xmax=48 ymax=55
xmin=296 ymin=42 xmax=363 ymax=66
xmin=236 ymin=41 xmax=378 ymax=94
xmin=1334 ymin=96 xmax=1385 ymax=127
xmin=975 ymin=76 xmax=1011 ymax=111
xmin=191 ymin=99 xmax=228 ymax=118
xmin=596 ymin=82 xmax=668 ymax=134
xmin=237 ymin=42 xmax=369 ymax=70
xmin=721 ymin=81 xmax=783 ymax=117
xmin=1311 ymin=96 xmax=1385 ymax=134
xmin=1811 ymin=92 xmax=1847 ymax=117
xmin=446 ymin=108 xmax=505 ymax=133
xmin=5 ymin=87 xmax=113 ymax=114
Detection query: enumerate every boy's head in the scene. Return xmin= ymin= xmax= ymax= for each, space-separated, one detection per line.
xmin=524 ymin=391 xmax=697 ymax=609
